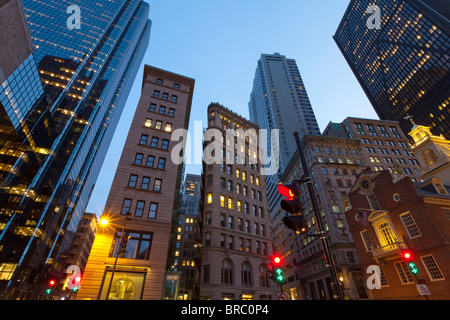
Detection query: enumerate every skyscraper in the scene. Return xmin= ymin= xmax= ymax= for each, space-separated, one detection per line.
xmin=249 ymin=53 xmax=321 ymax=174
xmin=77 ymin=65 xmax=195 ymax=300
xmin=0 ymin=0 xmax=151 ymax=299
xmin=334 ymin=0 xmax=450 ymax=139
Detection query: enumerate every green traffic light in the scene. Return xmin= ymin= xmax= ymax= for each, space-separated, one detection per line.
xmin=275 ymin=268 xmax=284 ymax=283
xmin=45 ymin=288 xmax=51 ymax=295
xmin=409 ymin=262 xmax=418 ymax=274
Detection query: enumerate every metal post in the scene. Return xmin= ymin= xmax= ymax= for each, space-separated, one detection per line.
xmin=293 ymin=132 xmax=345 ymax=300
xmin=105 ymin=212 xmax=131 ymax=300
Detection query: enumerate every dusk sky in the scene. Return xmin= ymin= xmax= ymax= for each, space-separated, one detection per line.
xmin=86 ymin=0 xmax=379 ymax=215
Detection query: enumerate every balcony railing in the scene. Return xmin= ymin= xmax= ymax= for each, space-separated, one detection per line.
xmin=371 ymin=241 xmax=408 ymax=259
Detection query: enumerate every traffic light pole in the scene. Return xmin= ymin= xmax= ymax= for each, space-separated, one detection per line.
xmin=293 ymin=132 xmax=345 ymax=300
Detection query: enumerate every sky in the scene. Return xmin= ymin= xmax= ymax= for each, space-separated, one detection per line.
xmin=85 ymin=0 xmax=379 ymax=215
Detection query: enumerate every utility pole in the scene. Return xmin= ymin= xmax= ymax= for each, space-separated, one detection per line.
xmin=293 ymin=132 xmax=345 ymax=300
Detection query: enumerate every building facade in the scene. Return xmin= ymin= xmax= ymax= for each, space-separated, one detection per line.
xmin=0 ymin=0 xmax=151 ymax=300
xmin=323 ymin=117 xmax=423 ymax=182
xmin=345 ymin=169 xmax=450 ymax=299
xmin=76 ymin=65 xmax=195 ymax=300
xmin=199 ymin=103 xmax=278 ymax=300
xmin=275 ymin=135 xmax=370 ymax=300
xmin=334 ymin=0 xmax=450 ymax=139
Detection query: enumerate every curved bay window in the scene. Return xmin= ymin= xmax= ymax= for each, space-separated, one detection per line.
xmin=222 ymin=259 xmax=233 ymax=285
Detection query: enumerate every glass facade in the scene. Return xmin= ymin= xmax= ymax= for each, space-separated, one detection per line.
xmin=0 ymin=0 xmax=151 ymax=299
xmin=334 ymin=0 xmax=450 ymax=139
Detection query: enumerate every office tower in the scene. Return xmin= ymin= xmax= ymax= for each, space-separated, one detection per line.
xmin=323 ymin=117 xmax=423 ymax=181
xmin=199 ymin=103 xmax=278 ymax=300
xmin=346 ymin=170 xmax=450 ymax=300
xmin=0 ymin=0 xmax=151 ymax=300
xmin=77 ymin=65 xmax=195 ymax=300
xmin=179 ymin=174 xmax=201 ymax=216
xmin=275 ymin=135 xmax=369 ymax=300
xmin=334 ymin=0 xmax=450 ymax=139
xmin=248 ymin=53 xmax=321 ymax=174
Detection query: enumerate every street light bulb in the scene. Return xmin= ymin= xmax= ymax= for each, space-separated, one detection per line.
xmin=100 ymin=218 xmax=108 ymax=226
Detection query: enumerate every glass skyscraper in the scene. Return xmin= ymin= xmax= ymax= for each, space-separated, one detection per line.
xmin=334 ymin=0 xmax=450 ymax=139
xmin=0 ymin=0 xmax=151 ymax=299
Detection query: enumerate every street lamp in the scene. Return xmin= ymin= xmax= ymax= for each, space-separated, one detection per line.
xmin=102 ymin=212 xmax=132 ymax=300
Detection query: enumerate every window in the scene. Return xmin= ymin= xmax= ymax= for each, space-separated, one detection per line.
xmin=421 ymin=255 xmax=444 ymax=281
xmin=153 ymin=179 xmax=162 ymax=192
xmin=227 ymin=198 xmax=234 ymax=210
xmin=148 ymin=203 xmax=158 ymax=218
xmin=174 ymin=83 xmax=180 ymax=89
xmin=135 ymin=201 xmax=145 ymax=217
xmin=155 ymin=120 xmax=162 ymax=130
xmin=171 ymin=95 xmax=178 ymax=103
xmin=259 ymin=264 xmax=270 ymax=288
xmin=222 ymin=259 xmax=233 ymax=285
xmin=165 ymin=123 xmax=172 ymax=132
xmin=144 ymin=118 xmax=152 ymax=127
xmin=139 ymin=135 xmax=148 ymax=145
xmin=146 ymin=155 xmax=155 ymax=167
xmin=162 ymin=93 xmax=169 ymax=100
xmin=149 ymin=103 xmax=156 ymax=112
xmin=220 ymin=195 xmax=225 ymax=208
xmin=394 ymin=261 xmax=415 ymax=284
xmin=151 ymin=137 xmax=159 ymax=148
xmin=111 ymin=230 xmax=153 ymax=260
xmin=158 ymin=158 xmax=166 ymax=170
xmin=168 ymin=108 xmax=175 ymax=117
xmin=141 ymin=177 xmax=150 ymax=190
xmin=157 ymin=78 xmax=163 ymax=84
xmin=159 ymin=106 xmax=166 ymax=114
xmin=399 ymin=212 xmax=421 ymax=238
xmin=128 ymin=175 xmax=138 ymax=188
xmin=153 ymin=90 xmax=160 ymax=98
xmin=161 ymin=139 xmax=169 ymax=150
xmin=121 ymin=199 xmax=132 ymax=215
xmin=207 ymin=193 xmax=212 ymax=204
xmin=367 ymin=193 xmax=380 ymax=210
xmin=134 ymin=153 xmax=143 ymax=165
xmin=360 ymin=230 xmax=373 ymax=252
xmin=242 ymin=262 xmax=252 ymax=286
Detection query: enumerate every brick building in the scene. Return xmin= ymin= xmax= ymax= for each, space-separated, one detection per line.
xmin=345 ymin=169 xmax=450 ymax=299
xmin=77 ymin=65 xmax=194 ymax=300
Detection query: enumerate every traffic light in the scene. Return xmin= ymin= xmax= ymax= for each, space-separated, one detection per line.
xmin=282 ymin=215 xmax=308 ymax=235
xmin=271 ymin=254 xmax=285 ymax=284
xmin=72 ymin=275 xmax=81 ymax=292
xmin=402 ymin=251 xmax=418 ymax=275
xmin=278 ymin=183 xmax=304 ymax=214
xmin=45 ymin=279 xmax=56 ymax=295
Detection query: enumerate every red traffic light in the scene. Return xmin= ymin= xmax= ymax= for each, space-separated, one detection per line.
xmin=49 ymin=279 xmax=56 ymax=286
xmin=272 ymin=255 xmax=282 ymax=266
xmin=278 ymin=183 xmax=296 ymax=200
xmin=402 ymin=251 xmax=413 ymax=260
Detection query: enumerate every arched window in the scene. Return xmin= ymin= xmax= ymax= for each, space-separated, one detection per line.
xmin=242 ymin=261 xmax=252 ymax=286
xmin=421 ymin=148 xmax=438 ymax=166
xmin=259 ymin=264 xmax=270 ymax=288
xmin=222 ymin=259 xmax=233 ymax=285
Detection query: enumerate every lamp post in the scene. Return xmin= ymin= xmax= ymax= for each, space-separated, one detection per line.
xmin=293 ymin=132 xmax=345 ymax=300
xmin=103 ymin=212 xmax=131 ymax=300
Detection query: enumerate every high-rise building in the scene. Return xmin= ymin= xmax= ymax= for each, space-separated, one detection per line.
xmin=248 ymin=53 xmax=321 ymax=174
xmin=276 ymin=135 xmax=370 ymax=300
xmin=199 ymin=103 xmax=278 ymax=300
xmin=77 ymin=65 xmax=195 ymax=300
xmin=0 ymin=0 xmax=151 ymax=300
xmin=179 ymin=174 xmax=201 ymax=216
xmin=323 ymin=117 xmax=423 ymax=182
xmin=334 ymin=0 xmax=450 ymax=139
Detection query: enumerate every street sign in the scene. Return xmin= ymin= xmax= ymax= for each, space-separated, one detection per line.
xmin=416 ymin=284 xmax=431 ymax=296
xmin=278 ymin=293 xmax=289 ymax=300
